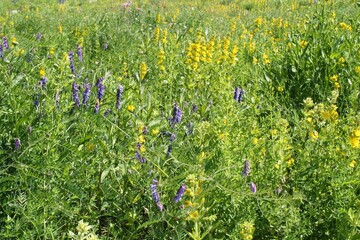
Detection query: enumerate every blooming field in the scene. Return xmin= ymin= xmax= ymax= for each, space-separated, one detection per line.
xmin=0 ymin=0 xmax=359 ymax=239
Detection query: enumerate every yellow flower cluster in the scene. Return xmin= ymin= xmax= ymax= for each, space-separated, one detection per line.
xmin=329 ymin=74 xmax=340 ymax=89
xmin=303 ymin=93 xmax=339 ymax=125
xmin=349 ymin=129 xmax=360 ymax=148
xmin=154 ymin=27 xmax=160 ymax=42
xmin=262 ymin=53 xmax=270 ymax=65
xmin=186 ymin=35 xmax=214 ymax=70
xmin=355 ymin=66 xmax=360 ymax=75
xmin=299 ymin=40 xmax=308 ymax=48
xmin=240 ymin=222 xmax=255 ymax=240
xmin=339 ymin=22 xmax=352 ymax=31
xmin=158 ymin=49 xmax=165 ymax=71
xmin=184 ymin=174 xmax=206 ymax=221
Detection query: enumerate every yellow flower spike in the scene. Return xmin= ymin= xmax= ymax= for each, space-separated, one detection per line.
xmin=200 ymin=197 xmax=205 ymax=205
xmin=59 ymin=24 xmax=63 ymax=33
xmin=156 ymin=13 xmax=161 ymax=23
xmin=185 ymin=189 xmax=195 ymax=197
xmin=49 ymin=47 xmax=55 ymax=55
xmin=127 ymin=105 xmax=135 ymax=112
xmin=184 ymin=200 xmax=194 ymax=208
xmin=140 ymin=62 xmax=147 ymax=80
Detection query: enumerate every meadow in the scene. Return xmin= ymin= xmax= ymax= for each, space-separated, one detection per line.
xmin=0 ymin=0 xmax=359 ymax=239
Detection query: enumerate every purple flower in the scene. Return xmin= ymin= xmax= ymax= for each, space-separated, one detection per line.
xmin=174 ymin=184 xmax=186 ymax=203
xmin=77 ymin=45 xmax=83 ymax=62
xmin=69 ymin=51 xmax=75 ymax=75
xmin=151 ymin=180 xmax=160 ymax=203
xmin=169 ymin=103 xmax=182 ymax=128
xmin=156 ymin=202 xmax=164 ymax=211
xmin=95 ymin=77 xmax=103 ymax=88
xmin=167 ymin=133 xmax=176 ymax=157
xmin=192 ymin=104 xmax=198 ymax=113
xmin=116 ymin=84 xmax=124 ymax=110
xmin=234 ymin=87 xmax=240 ymax=101
xmin=82 ymin=84 xmax=91 ymax=105
xmin=3 ymin=36 xmax=9 ymax=50
xmin=249 ymin=182 xmax=257 ymax=193
xmin=135 ymin=150 xmax=146 ymax=163
xmin=39 ymin=77 xmax=48 ymax=89
xmin=97 ymin=84 xmax=105 ymax=101
xmin=72 ymin=81 xmax=80 ymax=107
xmin=0 ymin=44 xmax=3 ymax=58
xmin=94 ymin=100 xmax=100 ymax=113
xmin=104 ymin=108 xmax=111 ymax=117
xmin=241 ymin=160 xmax=251 ymax=177
xmin=34 ymin=94 xmax=39 ymax=107
xmin=14 ymin=138 xmax=21 ymax=151
xmin=234 ymin=87 xmax=245 ymax=103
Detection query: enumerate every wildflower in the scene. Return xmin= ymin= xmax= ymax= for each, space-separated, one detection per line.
xmin=14 ymin=138 xmax=21 ymax=151
xmin=0 ymin=44 xmax=3 ymax=58
xmin=167 ymin=133 xmax=176 ymax=156
xmin=82 ymin=84 xmax=91 ymax=105
xmin=240 ymin=222 xmax=255 ymax=240
xmin=135 ymin=150 xmax=146 ymax=163
xmin=151 ymin=180 xmax=163 ymax=211
xmin=242 ymin=160 xmax=251 ymax=177
xmin=59 ymin=24 xmax=63 ymax=33
xmin=39 ymin=76 xmax=48 ymax=89
xmin=192 ymin=104 xmax=198 ymax=112
xmin=95 ymin=77 xmax=103 ymax=88
xmin=186 ymin=122 xmax=194 ymax=135
xmin=116 ymin=84 xmax=123 ymax=110
xmin=94 ymin=99 xmax=100 ymax=113
xmin=349 ymin=130 xmax=360 ymax=148
xmin=152 ymin=129 xmax=159 ymax=135
xmin=169 ymin=103 xmax=182 ymax=128
xmin=262 ymin=54 xmax=270 ymax=65
xmin=287 ymin=158 xmax=295 ymax=167
xmin=36 ymin=32 xmax=42 ymax=41
xmin=355 ymin=66 xmax=360 ymax=75
xmin=249 ymin=182 xmax=257 ymax=193
xmin=69 ymin=51 xmax=75 ymax=75
xmin=77 ymin=45 xmax=83 ymax=62
xmin=97 ymin=83 xmax=105 ymax=101
xmin=140 ymin=62 xmax=147 ymax=80
xmin=3 ymin=36 xmax=9 ymax=49
xmin=72 ymin=81 xmax=80 ymax=107
xmin=234 ymin=87 xmax=240 ymax=101
xmin=303 ymin=97 xmax=314 ymax=107
xmin=188 ymin=211 xmax=199 ymax=220
xmin=127 ymin=105 xmax=135 ymax=112
xmin=104 ymin=108 xmax=111 ymax=117
xmin=174 ymin=184 xmax=186 ymax=203
xmin=310 ymin=130 xmax=318 ymax=140
xmin=299 ymin=40 xmax=308 ymax=48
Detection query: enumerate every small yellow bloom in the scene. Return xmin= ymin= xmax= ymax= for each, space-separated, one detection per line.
xmin=185 ymin=189 xmax=195 ymax=197
xmin=184 ymin=200 xmax=194 ymax=207
xmin=188 ymin=211 xmax=199 ymax=220
xmin=355 ymin=66 xmax=360 ymax=75
xmin=274 ymin=163 xmax=280 ymax=169
xmin=151 ymin=129 xmax=159 ymax=135
xmin=138 ymin=135 xmax=145 ymax=143
xmin=287 ymin=158 xmax=295 ymax=167
xmin=127 ymin=105 xmax=135 ymax=112
xmin=350 ymin=160 xmax=356 ymax=168
xmin=352 ymin=130 xmax=360 ymax=137
xmin=349 ymin=137 xmax=360 ymax=148
xmin=306 ymin=117 xmax=312 ymax=123
xmin=262 ymin=54 xmax=270 ymax=65
xmin=140 ymin=62 xmax=147 ymax=80
xmin=39 ymin=68 xmax=46 ymax=77
xmin=252 ymin=138 xmax=259 ymax=145
xmin=310 ymin=130 xmax=319 ymax=140
xmin=140 ymin=145 xmax=146 ymax=153
xmin=277 ymin=86 xmax=284 ymax=92
xmin=59 ymin=24 xmax=63 ymax=33
xmin=299 ymin=40 xmax=308 ymax=48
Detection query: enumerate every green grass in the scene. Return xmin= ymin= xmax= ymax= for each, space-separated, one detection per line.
xmin=0 ymin=0 xmax=359 ymax=239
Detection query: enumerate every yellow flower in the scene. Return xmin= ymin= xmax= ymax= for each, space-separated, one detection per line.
xmin=39 ymin=68 xmax=46 ymax=77
xmin=140 ymin=145 xmax=146 ymax=153
xmin=303 ymin=97 xmax=314 ymax=107
xmin=274 ymin=163 xmax=280 ymax=169
xmin=330 ymin=75 xmax=339 ymax=82
xmin=349 ymin=137 xmax=360 ymax=148
xmin=310 ymin=130 xmax=319 ymax=140
xmin=299 ymin=40 xmax=308 ymax=48
xmin=350 ymin=160 xmax=356 ymax=168
xmin=59 ymin=24 xmax=63 ymax=33
xmin=127 ymin=105 xmax=135 ymax=112
xmin=306 ymin=117 xmax=312 ymax=123
xmin=184 ymin=200 xmax=194 ymax=208
xmin=287 ymin=158 xmax=295 ymax=167
xmin=151 ymin=129 xmax=159 ymax=135
xmin=140 ymin=62 xmax=147 ymax=80
xmin=138 ymin=135 xmax=145 ymax=143
xmin=156 ymin=13 xmax=161 ymax=23
xmin=352 ymin=130 xmax=360 ymax=137
xmin=277 ymin=86 xmax=284 ymax=92
xmin=188 ymin=211 xmax=199 ymax=220
xmin=49 ymin=47 xmax=55 ymax=55
xmin=252 ymin=57 xmax=258 ymax=65
xmin=252 ymin=138 xmax=259 ymax=145
xmin=262 ymin=54 xmax=270 ymax=65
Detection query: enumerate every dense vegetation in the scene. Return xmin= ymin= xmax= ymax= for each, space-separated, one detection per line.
xmin=0 ymin=0 xmax=359 ymax=239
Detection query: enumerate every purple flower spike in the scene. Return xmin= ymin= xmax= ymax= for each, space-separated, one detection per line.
xmin=116 ymin=84 xmax=124 ymax=110
xmin=192 ymin=104 xmax=198 ymax=113
xmin=39 ymin=76 xmax=48 ymax=89
xmin=174 ymin=184 xmax=186 ymax=203
xmin=234 ymin=87 xmax=245 ymax=103
xmin=77 ymin=45 xmax=83 ymax=62
xmin=0 ymin=44 xmax=3 ymax=58
xmin=151 ymin=180 xmax=160 ymax=203
xmin=97 ymin=84 xmax=105 ymax=101
xmin=104 ymin=108 xmax=111 ymax=117
xmin=169 ymin=103 xmax=182 ymax=128
xmin=3 ymin=36 xmax=9 ymax=50
xmin=55 ymin=91 xmax=60 ymax=108
xmin=234 ymin=87 xmax=240 ymax=101
xmin=95 ymin=77 xmax=103 ymax=88
xmin=241 ymin=160 xmax=251 ymax=177
xmin=72 ymin=82 xmax=80 ymax=107
xmin=14 ymin=138 xmax=21 ymax=150
xmin=69 ymin=51 xmax=75 ymax=75
xmin=250 ymin=182 xmax=257 ymax=193
xmin=82 ymin=84 xmax=91 ymax=105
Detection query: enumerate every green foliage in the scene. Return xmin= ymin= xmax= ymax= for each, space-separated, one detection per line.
xmin=0 ymin=0 xmax=359 ymax=239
